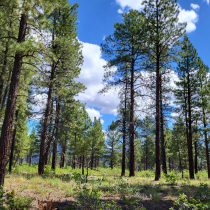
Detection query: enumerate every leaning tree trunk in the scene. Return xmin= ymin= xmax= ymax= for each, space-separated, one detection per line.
xmin=0 ymin=14 xmax=27 ymax=186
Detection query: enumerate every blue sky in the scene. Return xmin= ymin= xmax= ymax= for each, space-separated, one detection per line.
xmin=69 ymin=0 xmax=210 ymax=131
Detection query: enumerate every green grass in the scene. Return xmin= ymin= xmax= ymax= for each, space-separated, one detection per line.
xmin=3 ymin=164 xmax=210 ymax=209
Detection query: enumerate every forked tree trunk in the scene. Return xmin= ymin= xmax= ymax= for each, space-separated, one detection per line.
xmin=0 ymin=14 xmax=27 ymax=186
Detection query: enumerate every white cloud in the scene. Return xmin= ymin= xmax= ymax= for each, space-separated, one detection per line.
xmin=30 ymin=93 xmax=48 ymax=120
xmin=205 ymin=0 xmax=209 ymax=4
xmin=178 ymin=7 xmax=198 ymax=33
xmin=117 ymin=9 xmax=123 ymax=13
xmin=115 ymin=0 xmax=199 ymax=33
xmin=116 ymin=0 xmax=144 ymax=10
xmin=86 ymin=108 xmax=104 ymax=124
xmin=190 ymin=3 xmax=200 ymax=10
xmin=76 ymin=42 xmax=120 ymax=116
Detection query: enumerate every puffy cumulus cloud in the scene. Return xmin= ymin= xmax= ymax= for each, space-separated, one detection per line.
xmin=190 ymin=3 xmax=200 ymax=10
xmin=178 ymin=7 xmax=199 ymax=32
xmin=205 ymin=0 xmax=209 ymax=4
xmin=75 ymin=42 xmax=120 ymax=117
xmin=115 ymin=0 xmax=199 ymax=33
xmin=86 ymin=108 xmax=104 ymax=124
xmin=116 ymin=0 xmax=144 ymax=11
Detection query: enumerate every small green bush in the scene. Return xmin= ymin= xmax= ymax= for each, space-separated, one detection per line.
xmin=170 ymin=194 xmax=210 ymax=210
xmin=164 ymin=170 xmax=179 ymax=184
xmin=0 ymin=186 xmax=34 ymax=210
xmin=13 ymin=195 xmax=35 ymax=210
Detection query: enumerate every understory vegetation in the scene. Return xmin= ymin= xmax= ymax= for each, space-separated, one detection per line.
xmin=1 ymin=164 xmax=210 ymax=209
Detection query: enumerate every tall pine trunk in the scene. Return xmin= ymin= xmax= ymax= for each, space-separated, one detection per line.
xmin=129 ymin=49 xmax=135 ymax=177
xmin=121 ymin=77 xmax=127 ymax=176
xmin=82 ymin=155 xmax=84 ymax=175
xmin=0 ymin=41 xmax=9 ymax=106
xmin=160 ymin=76 xmax=167 ymax=174
xmin=52 ymin=99 xmax=60 ymax=170
xmin=0 ymin=14 xmax=27 ymax=186
xmin=9 ymin=110 xmax=18 ymax=172
xmin=155 ymin=2 xmax=161 ymax=180
xmin=90 ymin=153 xmax=94 ymax=170
xmin=73 ymin=133 xmax=77 ymax=169
xmin=44 ymin=99 xmax=54 ymax=165
xmin=155 ymin=57 xmax=160 ymax=180
xmin=194 ymin=141 xmax=198 ymax=174
xmin=187 ymin=61 xmax=194 ymax=179
xmin=38 ymin=78 xmax=54 ymax=174
xmin=203 ymin=110 xmax=210 ymax=178
xmin=0 ymin=69 xmax=12 ymax=112
xmin=60 ymin=137 xmax=67 ymax=168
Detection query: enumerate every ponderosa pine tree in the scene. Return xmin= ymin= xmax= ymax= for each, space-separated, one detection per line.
xmin=106 ymin=121 xmax=121 ymax=169
xmin=89 ymin=117 xmax=105 ymax=170
xmin=174 ymin=35 xmax=201 ymax=179
xmin=38 ymin=1 xmax=84 ymax=174
xmin=139 ymin=116 xmax=155 ymax=170
xmin=142 ymin=0 xmax=186 ymax=180
xmin=101 ymin=10 xmax=146 ymax=176
xmin=196 ymin=57 xmax=210 ymax=178
xmin=0 ymin=0 xmax=54 ymax=185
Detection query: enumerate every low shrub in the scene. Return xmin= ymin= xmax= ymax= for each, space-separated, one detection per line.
xmin=0 ymin=186 xmax=34 ymax=210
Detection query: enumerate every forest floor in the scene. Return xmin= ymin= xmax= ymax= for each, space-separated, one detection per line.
xmin=3 ymin=165 xmax=210 ymax=210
